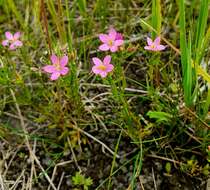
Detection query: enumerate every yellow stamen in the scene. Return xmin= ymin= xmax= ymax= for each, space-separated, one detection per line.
xmin=97 ymin=64 xmax=107 ymax=71
xmin=151 ymin=44 xmax=156 ymax=49
xmin=108 ymin=40 xmax=113 ymax=46
xmin=55 ymin=63 xmax=61 ymax=71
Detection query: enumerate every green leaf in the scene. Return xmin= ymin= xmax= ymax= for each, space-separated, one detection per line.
xmin=147 ymin=111 xmax=172 ymax=124
xmin=84 ymin=177 xmax=93 ymax=186
xmin=165 ymin=162 xmax=171 ymax=174
xmin=77 ymin=0 xmax=87 ymax=17
xmin=72 ymin=172 xmax=93 ymax=189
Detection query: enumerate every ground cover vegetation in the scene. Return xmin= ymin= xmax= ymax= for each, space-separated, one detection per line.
xmin=0 ymin=0 xmax=210 ymax=189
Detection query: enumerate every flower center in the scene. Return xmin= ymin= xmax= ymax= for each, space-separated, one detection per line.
xmin=55 ymin=62 xmax=61 ymax=71
xmin=97 ymin=64 xmax=107 ymax=71
xmin=108 ymin=40 xmax=113 ymax=46
xmin=10 ymin=37 xmax=17 ymax=43
xmin=151 ymin=44 xmax=156 ymax=49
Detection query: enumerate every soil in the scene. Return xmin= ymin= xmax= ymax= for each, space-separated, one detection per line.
xmin=0 ymin=125 xmax=207 ymax=190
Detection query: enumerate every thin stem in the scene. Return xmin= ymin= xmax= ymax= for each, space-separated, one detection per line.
xmin=40 ymin=0 xmax=52 ymax=55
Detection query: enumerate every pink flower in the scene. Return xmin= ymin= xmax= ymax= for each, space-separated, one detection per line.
xmin=2 ymin=31 xmax=23 ymax=50
xmin=92 ymin=55 xmax=114 ymax=78
xmin=42 ymin=54 xmax=69 ymax=80
xmin=115 ymin=32 xmax=123 ymax=40
xmin=98 ymin=28 xmax=124 ymax=52
xmin=144 ymin=36 xmax=166 ymax=51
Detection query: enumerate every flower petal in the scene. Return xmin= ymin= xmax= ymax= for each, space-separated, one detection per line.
xmin=100 ymin=71 xmax=108 ymax=78
xmin=92 ymin=65 xmax=101 ymax=74
xmin=147 ymin=37 xmax=153 ymax=46
xmin=92 ymin=57 xmax=102 ymax=65
xmin=13 ymin=32 xmax=21 ymax=40
xmin=144 ymin=46 xmax=153 ymax=51
xmin=110 ymin=46 xmax=118 ymax=52
xmin=99 ymin=44 xmax=110 ymax=51
xmin=154 ymin=37 xmax=160 ymax=45
xmin=115 ymin=33 xmax=123 ymax=40
xmin=108 ymin=28 xmax=117 ymax=40
xmin=9 ymin=43 xmax=17 ymax=50
xmin=114 ymin=40 xmax=124 ymax=46
xmin=105 ymin=64 xmax=114 ymax=72
xmin=157 ymin=45 xmax=166 ymax=51
xmin=50 ymin=54 xmax=59 ymax=65
xmin=50 ymin=72 xmax=60 ymax=80
xmin=99 ymin=34 xmax=109 ymax=43
xmin=60 ymin=67 xmax=69 ymax=75
xmin=60 ymin=55 xmax=68 ymax=67
xmin=13 ymin=40 xmax=23 ymax=47
xmin=9 ymin=41 xmax=22 ymax=50
xmin=103 ymin=55 xmax=111 ymax=65
xmin=5 ymin=31 xmax=13 ymax=40
xmin=43 ymin=65 xmax=56 ymax=73
xmin=2 ymin=40 xmax=9 ymax=46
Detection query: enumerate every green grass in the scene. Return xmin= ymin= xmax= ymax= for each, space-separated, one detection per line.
xmin=179 ymin=0 xmax=194 ymax=107
xmin=0 ymin=0 xmax=210 ymax=189
xmin=179 ymin=0 xmax=209 ymax=111
xmin=151 ymin=0 xmax=161 ymax=39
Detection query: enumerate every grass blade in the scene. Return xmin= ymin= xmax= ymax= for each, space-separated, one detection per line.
xmin=179 ymin=0 xmax=194 ymax=106
xmin=194 ymin=0 xmax=208 ymax=65
xmin=152 ymin=0 xmax=161 ymax=39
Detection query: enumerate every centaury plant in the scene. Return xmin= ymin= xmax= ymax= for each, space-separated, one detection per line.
xmin=0 ymin=0 xmax=210 ymax=189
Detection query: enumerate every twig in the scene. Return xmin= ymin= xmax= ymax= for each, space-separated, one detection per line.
xmin=21 ymin=174 xmax=26 ymax=190
xmin=152 ymin=167 xmax=157 ymax=190
xmin=9 ymin=168 xmax=25 ymax=190
xmin=138 ymin=176 xmax=145 ymax=190
xmin=80 ymin=83 xmax=147 ymax=94
xmin=72 ymin=125 xmax=120 ymax=158
xmin=3 ymin=145 xmax=21 ymax=177
xmin=10 ymin=89 xmax=57 ymax=190
xmin=23 ymin=82 xmax=148 ymax=94
xmin=147 ymin=154 xmax=181 ymax=165
xmin=48 ymin=160 xmax=73 ymax=190
xmin=184 ymin=130 xmax=202 ymax=144
xmin=29 ymin=139 xmax=37 ymax=190
xmin=57 ymin=172 xmax=64 ymax=190
xmin=184 ymin=106 xmax=210 ymax=130
xmin=89 ymin=92 xmax=111 ymax=102
xmin=67 ymin=137 xmax=81 ymax=172
xmin=31 ymin=150 xmax=57 ymax=190
xmin=0 ymin=174 xmax=7 ymax=190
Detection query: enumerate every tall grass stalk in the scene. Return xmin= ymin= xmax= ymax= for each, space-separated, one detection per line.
xmin=193 ymin=0 xmax=210 ymax=119
xmin=203 ymin=88 xmax=210 ymax=119
xmin=47 ymin=0 xmax=66 ymax=44
xmin=130 ymin=139 xmax=143 ymax=190
xmin=96 ymin=155 xmax=137 ymax=190
xmin=107 ymin=130 xmax=122 ymax=190
xmin=194 ymin=0 xmax=209 ymax=65
xmin=151 ymin=0 xmax=161 ymax=39
xmin=151 ymin=0 xmax=162 ymax=86
xmin=65 ymin=0 xmax=73 ymax=51
xmin=179 ymin=0 xmax=194 ymax=107
xmin=40 ymin=0 xmax=52 ymax=55
xmin=108 ymin=74 xmax=141 ymax=141
xmin=179 ymin=0 xmax=209 ymax=108
xmin=77 ymin=0 xmax=87 ymax=17
xmin=7 ymin=0 xmax=26 ymax=29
